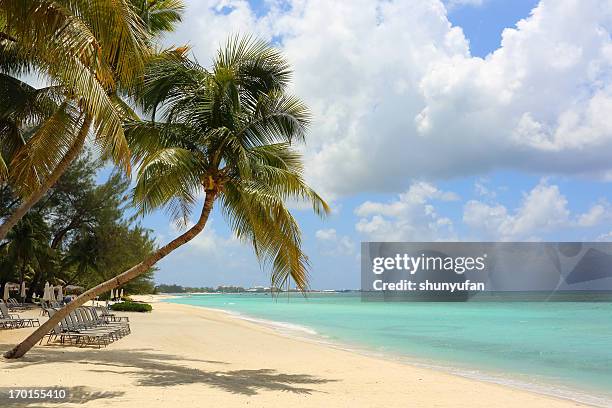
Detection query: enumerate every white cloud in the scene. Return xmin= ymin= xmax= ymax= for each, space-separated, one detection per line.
xmin=445 ymin=0 xmax=487 ymax=10
xmin=474 ymin=178 xmax=497 ymax=199
xmin=315 ymin=228 xmax=355 ymax=255
xmin=355 ymin=182 xmax=458 ymax=240
xmin=315 ymin=228 xmax=337 ymax=241
xmin=463 ymin=181 xmax=569 ymax=240
xmin=596 ymin=231 xmax=612 ymax=241
xmin=463 ymin=180 xmax=612 ymax=240
xmin=576 ymin=202 xmax=610 ymax=227
xmin=167 ymin=0 xmax=612 ymax=199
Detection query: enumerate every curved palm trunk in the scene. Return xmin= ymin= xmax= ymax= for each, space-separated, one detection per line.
xmin=3 ymin=191 xmax=216 ymax=359
xmin=0 ymin=115 xmax=92 ymax=242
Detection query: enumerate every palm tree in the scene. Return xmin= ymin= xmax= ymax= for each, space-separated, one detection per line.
xmin=4 ymin=36 xmax=329 ymax=358
xmin=0 ymin=0 xmax=183 ymax=241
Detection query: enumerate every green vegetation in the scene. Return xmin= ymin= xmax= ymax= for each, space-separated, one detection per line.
xmin=0 ymin=153 xmax=157 ymax=297
xmin=110 ymin=301 xmax=153 ymax=313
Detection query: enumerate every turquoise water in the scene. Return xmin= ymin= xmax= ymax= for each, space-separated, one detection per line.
xmin=167 ymin=293 xmax=612 ymax=405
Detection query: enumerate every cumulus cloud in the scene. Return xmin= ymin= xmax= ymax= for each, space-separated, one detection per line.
xmin=315 ymin=228 xmax=355 ymax=255
xmin=463 ymin=181 xmax=569 ymax=240
xmin=576 ymin=202 xmax=611 ymax=227
xmin=463 ymin=180 xmax=612 ymax=240
xmin=354 ymin=182 xmax=458 ymax=240
xmin=445 ymin=0 xmax=487 ymax=10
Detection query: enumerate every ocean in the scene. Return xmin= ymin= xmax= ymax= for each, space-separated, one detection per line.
xmin=166 ymin=293 xmax=612 ymax=406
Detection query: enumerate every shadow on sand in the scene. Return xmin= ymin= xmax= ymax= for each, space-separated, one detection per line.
xmin=1 ymin=346 xmax=337 ymax=402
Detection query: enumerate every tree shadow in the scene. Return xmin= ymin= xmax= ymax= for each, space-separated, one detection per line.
xmin=0 ymin=386 xmax=124 ymax=407
xmin=1 ymin=347 xmax=336 ymax=396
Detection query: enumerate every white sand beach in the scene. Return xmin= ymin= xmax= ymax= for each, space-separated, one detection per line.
xmin=0 ymin=300 xmax=586 ymax=407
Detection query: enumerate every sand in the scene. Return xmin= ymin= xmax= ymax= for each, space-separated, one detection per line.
xmin=0 ymin=298 xmax=586 ymax=407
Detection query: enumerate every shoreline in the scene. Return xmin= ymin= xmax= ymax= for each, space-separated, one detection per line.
xmin=1 ymin=299 xmax=592 ymax=407
xmin=157 ymin=296 xmax=609 ymax=407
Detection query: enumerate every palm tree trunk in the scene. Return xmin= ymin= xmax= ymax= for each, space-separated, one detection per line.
xmin=3 ymin=191 xmax=216 ymax=359
xmin=0 ymin=115 xmax=92 ymax=242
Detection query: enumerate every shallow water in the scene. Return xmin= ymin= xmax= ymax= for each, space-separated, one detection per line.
xmin=166 ymin=293 xmax=612 ymax=406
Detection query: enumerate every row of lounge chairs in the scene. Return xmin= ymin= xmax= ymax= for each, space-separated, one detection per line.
xmin=0 ymin=302 xmax=40 ymax=329
xmin=0 ymin=298 xmax=34 ymax=311
xmin=43 ymin=307 xmax=130 ymax=348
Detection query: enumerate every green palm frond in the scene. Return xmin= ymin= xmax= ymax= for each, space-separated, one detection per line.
xmin=131 ymin=0 xmax=184 ymax=36
xmin=133 ymin=147 xmax=203 ymax=221
xmin=246 ymin=144 xmax=330 ymax=216
xmin=9 ymin=102 xmax=82 ymax=196
xmin=220 ymin=181 xmax=310 ymax=290
xmin=125 ymin=119 xmax=195 ymax=162
xmin=0 ymin=74 xmax=63 ymax=127
xmin=216 ymin=35 xmax=292 ymax=95
xmin=0 ymin=0 xmax=154 ymax=172
xmin=137 ymin=46 xmax=206 ymax=119
xmin=0 ymin=153 xmax=7 ymax=180
xmin=235 ymin=91 xmax=311 ymax=147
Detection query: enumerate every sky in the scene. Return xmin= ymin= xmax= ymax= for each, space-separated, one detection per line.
xmin=107 ymin=0 xmax=612 ymax=289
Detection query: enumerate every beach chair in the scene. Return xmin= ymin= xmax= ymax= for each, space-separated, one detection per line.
xmin=43 ymin=309 xmax=112 ymax=348
xmin=0 ymin=317 xmax=20 ymax=329
xmin=94 ymin=306 xmax=129 ymax=322
xmin=83 ymin=308 xmax=130 ymax=335
xmin=8 ymin=298 xmax=31 ymax=310
xmin=0 ymin=303 xmax=40 ymax=327
xmin=66 ymin=309 xmax=127 ymax=341
xmin=67 ymin=309 xmax=119 ymax=340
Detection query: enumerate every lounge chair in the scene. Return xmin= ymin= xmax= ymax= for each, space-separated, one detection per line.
xmin=0 ymin=303 xmax=40 ymax=328
xmin=66 ymin=309 xmax=125 ymax=341
xmin=39 ymin=305 xmax=132 ymax=348
xmin=0 ymin=318 xmax=21 ymax=329
xmin=42 ymin=309 xmax=112 ymax=348
xmin=83 ymin=308 xmax=130 ymax=335
xmin=93 ymin=306 xmax=129 ymax=322
xmin=8 ymin=298 xmax=32 ymax=310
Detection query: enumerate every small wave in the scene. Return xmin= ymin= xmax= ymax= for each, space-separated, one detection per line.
xmin=227 ymin=311 xmax=318 ymax=336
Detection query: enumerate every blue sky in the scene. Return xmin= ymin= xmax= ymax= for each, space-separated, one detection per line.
xmin=96 ymin=0 xmax=612 ymax=289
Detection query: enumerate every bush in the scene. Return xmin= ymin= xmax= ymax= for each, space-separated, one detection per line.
xmin=110 ymin=301 xmax=152 ymax=313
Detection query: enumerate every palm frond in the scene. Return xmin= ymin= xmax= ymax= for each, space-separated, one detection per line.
xmin=9 ymin=102 xmax=82 ymax=196
xmin=215 ymin=35 xmax=292 ymax=95
xmin=124 ymin=119 xmax=195 ymax=162
xmin=131 ymin=0 xmax=184 ymax=36
xmin=0 ymin=153 xmax=7 ymax=180
xmin=245 ymin=143 xmax=330 ymax=216
xmin=133 ymin=147 xmax=204 ymax=221
xmin=220 ymin=181 xmax=310 ymax=291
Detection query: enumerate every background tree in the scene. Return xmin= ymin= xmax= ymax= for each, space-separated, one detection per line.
xmin=0 ymin=213 xmax=50 ymax=296
xmin=0 ymin=152 xmax=157 ymax=298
